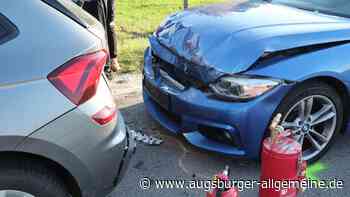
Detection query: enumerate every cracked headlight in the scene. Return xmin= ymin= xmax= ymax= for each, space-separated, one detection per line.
xmin=209 ymin=76 xmax=281 ymax=100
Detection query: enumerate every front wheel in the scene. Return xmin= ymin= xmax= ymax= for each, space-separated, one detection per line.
xmin=276 ymin=81 xmax=343 ymax=163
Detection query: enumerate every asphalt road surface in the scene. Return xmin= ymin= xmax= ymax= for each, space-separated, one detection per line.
xmin=109 ymin=74 xmax=350 ymax=197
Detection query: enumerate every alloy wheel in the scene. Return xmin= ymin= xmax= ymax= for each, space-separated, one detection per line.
xmin=281 ymin=95 xmax=337 ymax=161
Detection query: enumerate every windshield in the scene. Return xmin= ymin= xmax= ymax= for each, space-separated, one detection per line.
xmin=270 ymin=0 xmax=350 ymax=18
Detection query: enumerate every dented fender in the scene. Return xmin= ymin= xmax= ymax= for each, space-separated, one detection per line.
xmin=245 ymin=42 xmax=350 ymax=84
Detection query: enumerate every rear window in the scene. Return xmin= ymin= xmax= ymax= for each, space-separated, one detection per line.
xmin=55 ymin=0 xmax=97 ymax=25
xmin=0 ymin=14 xmax=18 ymax=45
xmin=42 ymin=0 xmax=97 ymax=28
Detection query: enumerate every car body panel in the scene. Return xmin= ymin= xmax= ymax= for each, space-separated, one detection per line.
xmin=0 ymin=0 xmax=100 ymax=137
xmin=153 ymin=1 xmax=350 ymax=84
xmin=245 ymin=42 xmax=350 ymax=84
xmin=0 ymin=79 xmax=75 ymax=140
xmin=16 ymin=78 xmax=132 ymax=197
xmin=17 ymin=111 xmax=127 ymax=197
xmin=0 ymin=1 xmax=134 ymax=196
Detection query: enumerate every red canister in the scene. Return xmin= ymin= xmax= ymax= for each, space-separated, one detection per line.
xmin=207 ymin=166 xmax=239 ymax=197
xmin=206 ymin=187 xmax=239 ymax=197
xmin=259 ymin=114 xmax=304 ymax=197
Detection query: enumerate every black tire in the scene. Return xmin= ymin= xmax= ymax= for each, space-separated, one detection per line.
xmin=275 ymin=81 xmax=343 ymax=163
xmin=0 ymin=158 xmax=71 ymax=197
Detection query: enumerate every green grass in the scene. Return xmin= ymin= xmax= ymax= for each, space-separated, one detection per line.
xmin=116 ymin=0 xmax=225 ymax=73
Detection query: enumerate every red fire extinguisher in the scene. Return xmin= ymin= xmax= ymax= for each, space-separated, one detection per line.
xmin=207 ymin=166 xmax=239 ymax=197
xmin=260 ymin=114 xmax=307 ymax=197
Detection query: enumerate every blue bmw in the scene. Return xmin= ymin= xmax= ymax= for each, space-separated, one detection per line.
xmin=143 ymin=0 xmax=350 ymax=162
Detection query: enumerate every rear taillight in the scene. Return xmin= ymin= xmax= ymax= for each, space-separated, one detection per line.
xmin=48 ymin=50 xmax=108 ymax=105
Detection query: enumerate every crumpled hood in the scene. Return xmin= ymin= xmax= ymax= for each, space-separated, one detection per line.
xmin=151 ymin=1 xmax=350 ymax=83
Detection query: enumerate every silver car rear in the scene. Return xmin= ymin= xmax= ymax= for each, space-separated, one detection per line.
xmin=0 ymin=1 xmax=134 ymax=197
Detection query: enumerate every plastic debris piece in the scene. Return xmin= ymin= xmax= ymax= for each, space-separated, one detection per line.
xmin=129 ymin=130 xmax=163 ymax=145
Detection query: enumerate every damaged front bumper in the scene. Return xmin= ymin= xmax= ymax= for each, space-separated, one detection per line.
xmin=142 ymin=48 xmax=294 ymax=159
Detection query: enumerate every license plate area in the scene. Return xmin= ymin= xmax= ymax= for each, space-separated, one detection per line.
xmin=144 ymin=80 xmax=170 ymax=110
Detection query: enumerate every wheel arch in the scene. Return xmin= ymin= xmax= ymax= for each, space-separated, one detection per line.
xmin=291 ymin=76 xmax=349 ymax=133
xmin=0 ymin=151 xmax=82 ymax=197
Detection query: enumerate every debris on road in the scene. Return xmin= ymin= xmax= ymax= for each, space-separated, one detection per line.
xmin=130 ymin=129 xmax=164 ymax=145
